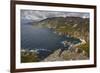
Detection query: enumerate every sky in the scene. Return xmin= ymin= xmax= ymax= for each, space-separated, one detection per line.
xmin=21 ymin=10 xmax=90 ymax=22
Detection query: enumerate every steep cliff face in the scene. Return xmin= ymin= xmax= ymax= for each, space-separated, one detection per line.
xmin=42 ymin=48 xmax=88 ymax=62
xmin=33 ymin=17 xmax=89 ymax=42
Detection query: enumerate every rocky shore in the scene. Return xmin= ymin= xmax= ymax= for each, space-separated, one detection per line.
xmin=42 ymin=39 xmax=88 ymax=62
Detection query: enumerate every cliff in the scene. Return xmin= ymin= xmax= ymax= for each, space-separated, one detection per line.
xmin=33 ymin=17 xmax=89 ymax=42
xmin=42 ymin=48 xmax=88 ymax=62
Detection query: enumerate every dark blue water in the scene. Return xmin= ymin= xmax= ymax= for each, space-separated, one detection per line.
xmin=21 ymin=21 xmax=81 ymax=60
xmin=22 ymin=24 xmax=61 ymax=50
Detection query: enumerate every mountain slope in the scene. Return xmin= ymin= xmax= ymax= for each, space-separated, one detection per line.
xmin=32 ymin=17 xmax=89 ymax=42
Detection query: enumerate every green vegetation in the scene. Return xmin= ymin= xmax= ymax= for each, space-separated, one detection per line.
xmin=55 ymin=25 xmax=75 ymax=33
xmin=21 ymin=52 xmax=39 ymax=63
xmin=77 ymin=42 xmax=89 ymax=57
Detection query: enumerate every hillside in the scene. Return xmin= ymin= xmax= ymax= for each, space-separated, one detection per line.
xmin=42 ymin=48 xmax=88 ymax=62
xmin=33 ymin=17 xmax=89 ymax=42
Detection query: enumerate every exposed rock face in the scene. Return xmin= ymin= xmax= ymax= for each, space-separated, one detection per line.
xmin=42 ymin=48 xmax=88 ymax=62
xmin=42 ymin=49 xmax=64 ymax=61
xmin=21 ymin=47 xmax=88 ymax=62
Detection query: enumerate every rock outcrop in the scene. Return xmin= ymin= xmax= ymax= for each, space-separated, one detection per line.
xmin=42 ymin=48 xmax=88 ymax=62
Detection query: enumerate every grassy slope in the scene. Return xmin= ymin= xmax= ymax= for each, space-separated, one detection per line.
xmin=21 ymin=52 xmax=39 ymax=63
